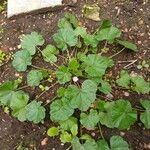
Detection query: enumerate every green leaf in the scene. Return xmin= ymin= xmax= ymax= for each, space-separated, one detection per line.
xmin=66 ymin=80 xmax=97 ymax=111
xmin=83 ymin=34 xmax=98 ymax=48
xmin=27 ymin=70 xmax=43 ymax=86
xmin=97 ymin=139 xmax=109 ymax=150
xmin=117 ymin=40 xmax=138 ymax=52
xmin=140 ymin=100 xmax=150 ymax=128
xmin=10 ymin=91 xmax=29 ymax=110
xmin=80 ymin=134 xmax=92 ymax=140
xmin=83 ymin=139 xmax=98 ymax=150
xmin=71 ymin=124 xmax=78 ymax=136
xmin=96 ymin=26 xmax=121 ymax=43
xmin=77 ymin=52 xmax=87 ymax=62
xmin=68 ymin=58 xmax=82 ymax=76
xmin=83 ymin=54 xmax=113 ymax=78
xmin=95 ymin=100 xmax=106 ymax=111
xmin=25 ymin=100 xmax=46 ymax=124
xmin=57 ymin=87 xmax=66 ymax=97
xmin=99 ymin=101 xmax=115 ymax=128
xmin=60 ymin=117 xmax=78 ymax=136
xmin=56 ymin=65 xmax=72 ymax=84
xmin=111 ymin=100 xmax=137 ymax=129
xmin=21 ymin=32 xmax=45 ymax=55
xmin=12 ymin=107 xmax=27 ymax=122
xmin=65 ymin=12 xmax=79 ymax=28
xmin=53 ymin=28 xmax=78 ymax=50
xmin=12 ymin=50 xmax=32 ymax=72
xmin=60 ymin=117 xmax=77 ymax=131
xmin=60 ymin=131 xmax=72 ymax=143
xmin=75 ymin=26 xmax=87 ymax=37
xmin=47 ymin=127 xmax=59 ymax=137
xmin=72 ymin=137 xmax=98 ymax=150
xmin=58 ymin=18 xmax=72 ymax=29
xmin=80 ymin=109 xmax=99 ymax=129
xmin=110 ymin=136 xmax=129 ymax=150
xmin=0 ymin=81 xmax=19 ymax=106
xmin=42 ymin=44 xmax=58 ymax=63
xmin=72 ymin=137 xmax=85 ymax=150
xmin=98 ymin=80 xmax=112 ymax=94
xmin=131 ymin=76 xmax=150 ymax=94
xmin=116 ymin=70 xmax=131 ymax=89
xmin=50 ymin=98 xmax=74 ymax=121
xmin=100 ymin=20 xmax=112 ymax=29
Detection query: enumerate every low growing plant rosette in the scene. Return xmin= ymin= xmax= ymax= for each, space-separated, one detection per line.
xmin=0 ymin=13 xmax=150 ymax=149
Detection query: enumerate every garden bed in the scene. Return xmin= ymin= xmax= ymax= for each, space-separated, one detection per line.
xmin=0 ymin=0 xmax=150 ymax=150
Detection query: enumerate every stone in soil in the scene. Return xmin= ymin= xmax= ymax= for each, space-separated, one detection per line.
xmin=7 ymin=0 xmax=63 ymax=18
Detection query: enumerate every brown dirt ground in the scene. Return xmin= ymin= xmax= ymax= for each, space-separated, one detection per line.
xmin=0 ymin=0 xmax=150 ymax=150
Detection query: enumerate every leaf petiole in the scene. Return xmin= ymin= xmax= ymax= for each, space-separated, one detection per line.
xmin=98 ymin=123 xmax=104 ymax=140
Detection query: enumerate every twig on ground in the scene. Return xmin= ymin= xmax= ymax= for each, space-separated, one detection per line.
xmin=35 ymin=82 xmax=58 ymax=100
xmin=123 ymin=59 xmax=138 ymax=69
xmin=110 ymin=48 xmax=125 ymax=58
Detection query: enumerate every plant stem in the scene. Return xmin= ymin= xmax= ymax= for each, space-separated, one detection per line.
xmin=103 ymin=41 xmax=108 ymax=49
xmin=37 ymin=47 xmax=59 ymax=68
xmin=44 ymin=96 xmax=57 ymax=106
xmin=133 ymin=107 xmax=145 ymax=112
xmin=110 ymin=48 xmax=125 ymax=58
xmin=66 ymin=49 xmax=71 ymax=60
xmin=66 ymin=145 xmax=72 ymax=150
xmin=50 ymin=61 xmax=59 ymax=68
xmin=31 ymin=65 xmax=54 ymax=73
xmin=35 ymin=90 xmax=47 ymax=100
xmin=36 ymin=82 xmax=58 ymax=100
xmin=36 ymin=46 xmax=43 ymax=53
xmin=17 ymin=85 xmax=30 ymax=90
xmin=98 ymin=123 xmax=104 ymax=140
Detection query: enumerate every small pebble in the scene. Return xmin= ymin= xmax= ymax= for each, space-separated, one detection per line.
xmin=106 ymin=93 xmax=114 ymax=99
xmin=120 ymin=132 xmax=125 ymax=136
xmin=41 ymin=137 xmax=48 ymax=146
xmin=138 ymin=20 xmax=144 ymax=25
xmin=91 ymin=132 xmax=96 ymax=137
xmin=124 ymin=92 xmax=129 ymax=97
xmin=17 ymin=44 xmax=21 ymax=49
xmin=15 ymin=73 xmax=20 ymax=77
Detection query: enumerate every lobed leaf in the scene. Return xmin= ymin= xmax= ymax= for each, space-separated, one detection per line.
xmin=131 ymin=76 xmax=150 ymax=94
xmin=80 ymin=109 xmax=99 ymax=129
xmin=47 ymin=127 xmax=59 ymax=137
xmin=111 ymin=100 xmax=137 ymax=129
xmin=12 ymin=50 xmax=32 ymax=72
xmin=56 ymin=65 xmax=72 ymax=84
xmin=140 ymin=100 xmax=150 ymax=128
xmin=21 ymin=32 xmax=45 ymax=55
xmin=96 ymin=26 xmax=121 ymax=43
xmin=27 ymin=70 xmax=43 ymax=86
xmin=98 ymin=80 xmax=112 ymax=94
xmin=42 ymin=44 xmax=58 ymax=63
xmin=65 ymin=80 xmax=97 ymax=111
xmin=50 ymin=98 xmax=74 ymax=121
xmin=53 ymin=28 xmax=78 ymax=50
xmin=117 ymin=40 xmax=138 ymax=52
xmin=25 ymin=100 xmax=46 ymax=124
xmin=83 ymin=54 xmax=113 ymax=78
xmin=116 ymin=70 xmax=130 ymax=89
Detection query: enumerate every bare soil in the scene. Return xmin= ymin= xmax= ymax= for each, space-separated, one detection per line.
xmin=0 ymin=0 xmax=150 ymax=149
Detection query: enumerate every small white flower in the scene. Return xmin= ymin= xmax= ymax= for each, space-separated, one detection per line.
xmin=73 ymin=76 xmax=79 ymax=82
